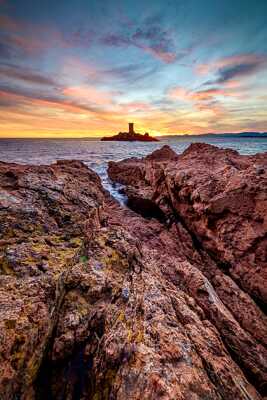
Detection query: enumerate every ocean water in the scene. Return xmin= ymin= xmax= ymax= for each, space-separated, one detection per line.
xmin=0 ymin=136 xmax=266 ymax=202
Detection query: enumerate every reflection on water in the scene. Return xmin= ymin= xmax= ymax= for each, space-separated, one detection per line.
xmin=0 ymin=137 xmax=266 ymax=202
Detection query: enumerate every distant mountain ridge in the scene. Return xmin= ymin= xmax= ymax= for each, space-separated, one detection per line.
xmin=162 ymin=132 xmax=267 ymax=138
xmin=231 ymin=132 xmax=267 ymax=137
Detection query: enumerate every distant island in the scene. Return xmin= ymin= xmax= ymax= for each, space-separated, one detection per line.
xmin=101 ymin=123 xmax=159 ymax=142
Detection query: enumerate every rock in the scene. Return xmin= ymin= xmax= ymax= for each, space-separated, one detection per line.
xmin=0 ymin=145 xmax=266 ymax=400
xmin=108 ymin=143 xmax=267 ymax=306
xmin=0 ymin=160 xmax=104 ymax=399
xmin=101 ymin=132 xmax=159 ymax=142
xmin=145 ymin=144 xmax=179 ymax=161
xmin=108 ymin=143 xmax=267 ymax=397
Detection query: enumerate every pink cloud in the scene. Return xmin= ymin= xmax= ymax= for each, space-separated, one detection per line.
xmin=140 ymin=45 xmax=176 ymax=64
xmin=190 ymin=88 xmax=243 ymax=101
xmin=196 ymin=54 xmax=267 ymax=76
xmin=0 ymin=14 xmax=72 ymax=54
xmin=224 ymin=80 xmax=241 ymax=89
xmin=62 ymin=57 xmax=101 ymax=80
xmin=6 ymin=34 xmax=49 ymax=54
xmin=118 ymin=101 xmax=153 ymax=113
xmin=169 ymin=86 xmax=244 ymax=103
xmin=63 ymin=86 xmax=113 ymax=105
xmin=168 ymin=87 xmax=189 ymax=100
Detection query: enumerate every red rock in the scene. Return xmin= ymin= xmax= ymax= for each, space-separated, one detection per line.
xmin=0 ymin=146 xmax=266 ymax=400
xmin=108 ymin=143 xmax=267 ymax=305
xmin=108 ymin=143 xmax=267 ymax=397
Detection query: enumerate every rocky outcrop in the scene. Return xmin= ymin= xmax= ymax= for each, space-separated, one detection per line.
xmin=108 ymin=143 xmax=267 ymax=306
xmin=101 ymin=132 xmax=159 ymax=142
xmin=108 ymin=143 xmax=267 ymax=397
xmin=0 ymin=143 xmax=266 ymax=399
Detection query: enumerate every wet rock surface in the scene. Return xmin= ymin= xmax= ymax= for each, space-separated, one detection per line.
xmin=0 ymin=144 xmax=266 ymax=399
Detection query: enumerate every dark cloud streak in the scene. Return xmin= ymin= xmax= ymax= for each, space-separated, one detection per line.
xmin=101 ymin=63 xmax=159 ymax=84
xmin=0 ymin=63 xmax=57 ymax=86
xmin=205 ymin=55 xmax=267 ymax=85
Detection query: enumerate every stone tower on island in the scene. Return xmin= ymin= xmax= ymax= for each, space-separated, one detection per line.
xmin=101 ymin=122 xmax=159 ymax=141
xmin=129 ymin=123 xmax=134 ymax=134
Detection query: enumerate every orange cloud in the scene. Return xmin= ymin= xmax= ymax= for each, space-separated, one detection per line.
xmin=116 ymin=101 xmax=153 ymax=113
xmin=168 ymin=87 xmax=189 ymax=100
xmin=169 ymin=86 xmax=244 ymax=103
xmin=190 ymin=88 xmax=243 ymax=100
xmin=1 ymin=84 xmax=266 ymax=138
xmin=63 ymin=86 xmax=113 ymax=105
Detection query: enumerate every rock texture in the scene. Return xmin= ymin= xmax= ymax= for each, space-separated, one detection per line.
xmin=108 ymin=144 xmax=267 ymax=306
xmin=0 ymin=143 xmax=266 ymax=400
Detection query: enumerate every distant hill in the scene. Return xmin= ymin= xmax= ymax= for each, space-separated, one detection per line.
xmin=234 ymin=132 xmax=267 ymax=138
xmin=161 ymin=132 xmax=267 ymax=139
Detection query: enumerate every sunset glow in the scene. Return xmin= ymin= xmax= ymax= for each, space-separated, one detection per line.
xmin=0 ymin=1 xmax=267 ymax=137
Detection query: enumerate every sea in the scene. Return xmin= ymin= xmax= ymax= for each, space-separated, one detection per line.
xmin=0 ymin=136 xmax=266 ymax=203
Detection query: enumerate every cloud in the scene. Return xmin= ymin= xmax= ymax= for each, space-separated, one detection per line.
xmin=61 ymin=57 xmax=101 ymax=81
xmin=63 ymin=28 xmax=96 ymax=47
xmin=197 ymin=54 xmax=267 ymax=85
xmin=169 ymin=86 xmax=236 ymax=101
xmin=0 ymin=64 xmax=56 ymax=86
xmin=100 ymin=20 xmax=177 ymax=63
xmin=0 ymin=12 xmax=177 ymax=66
xmin=168 ymin=85 xmax=243 ymax=117
xmin=190 ymin=87 xmax=243 ymax=101
xmin=140 ymin=45 xmax=176 ymax=64
xmin=212 ymin=59 xmax=266 ymax=84
xmin=0 ymin=14 xmax=20 ymax=31
xmin=0 ymin=95 xmax=17 ymax=107
xmin=0 ymin=85 xmax=115 ymax=122
xmin=169 ymin=87 xmax=189 ymax=100
xmin=102 ymin=63 xmax=158 ymax=83
xmin=63 ymin=85 xmax=113 ymax=105
xmin=101 ymin=34 xmax=130 ymax=47
xmin=0 ymin=85 xmax=157 ymax=137
xmin=115 ymin=101 xmax=153 ymax=114
xmin=104 ymin=63 xmax=145 ymax=77
xmin=0 ymin=33 xmax=49 ymax=59
xmin=0 ymin=14 xmax=72 ymax=61
xmin=0 ymin=41 xmax=12 ymax=58
xmin=62 ymin=56 xmax=158 ymax=86
xmin=170 ymin=54 xmax=267 ymax=116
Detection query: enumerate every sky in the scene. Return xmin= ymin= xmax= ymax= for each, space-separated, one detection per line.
xmin=0 ymin=0 xmax=267 ymax=137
